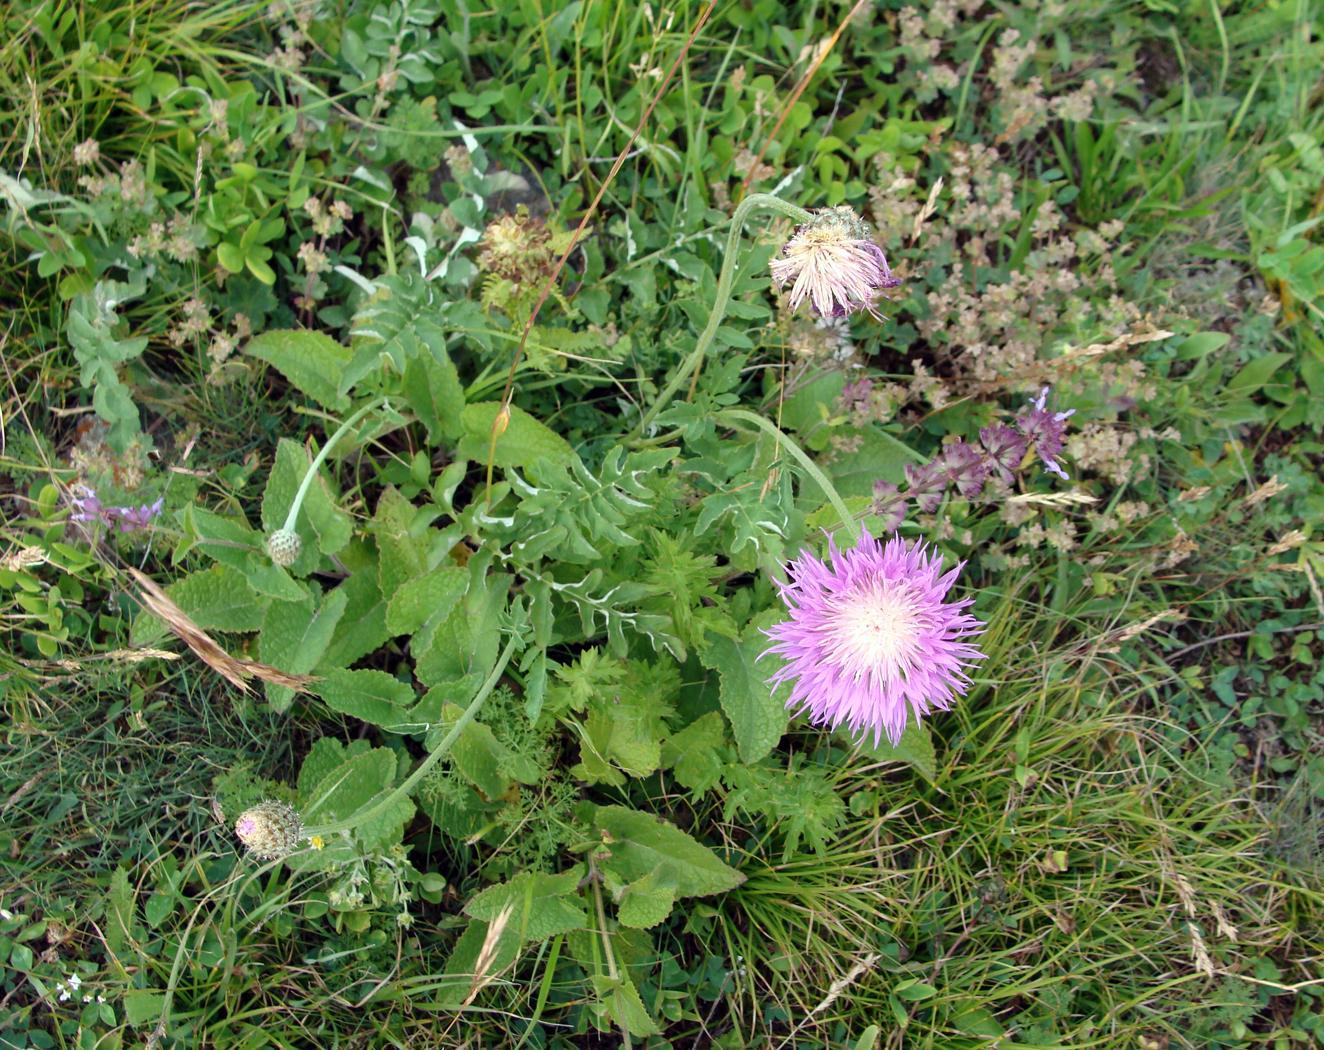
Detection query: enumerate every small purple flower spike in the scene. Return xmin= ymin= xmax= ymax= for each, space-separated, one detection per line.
xmin=762 ymin=532 xmax=984 ymax=747
xmin=978 ymin=424 xmax=1029 ymax=484
xmin=904 ymin=460 xmax=947 ymax=513
xmin=940 ymin=441 xmax=988 ymax=499
xmin=1016 ymin=387 xmax=1075 ymax=479
xmin=68 ymin=488 xmax=163 ymax=533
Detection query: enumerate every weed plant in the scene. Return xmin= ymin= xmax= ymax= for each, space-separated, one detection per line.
xmin=1 ymin=1 xmax=1322 ymax=1047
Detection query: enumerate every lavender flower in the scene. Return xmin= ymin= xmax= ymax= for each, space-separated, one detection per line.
xmin=70 ymin=487 xmax=164 ymax=533
xmin=1016 ymin=387 xmax=1074 ymax=479
xmin=903 ymin=460 xmax=947 ymax=513
xmin=762 ymin=533 xmax=984 ymax=746
xmin=770 ymin=207 xmax=902 ymax=319
xmin=940 ymin=441 xmax=987 ymax=499
xmin=978 ymin=424 xmax=1028 ymax=484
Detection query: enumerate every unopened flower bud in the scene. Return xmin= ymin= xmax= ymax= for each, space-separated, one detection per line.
xmin=266 ymin=528 xmax=302 ymax=567
xmin=234 ymin=800 xmax=305 ymax=861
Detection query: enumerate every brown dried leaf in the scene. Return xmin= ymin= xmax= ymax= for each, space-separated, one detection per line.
xmin=125 ymin=568 xmax=314 ymax=694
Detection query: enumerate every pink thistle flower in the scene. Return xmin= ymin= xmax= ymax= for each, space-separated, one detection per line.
xmin=762 ymin=533 xmax=984 ymax=747
xmin=770 ymin=207 xmax=901 ymax=319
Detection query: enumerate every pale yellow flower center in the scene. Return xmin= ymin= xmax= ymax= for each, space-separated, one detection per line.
xmin=824 ymin=579 xmax=922 ymax=677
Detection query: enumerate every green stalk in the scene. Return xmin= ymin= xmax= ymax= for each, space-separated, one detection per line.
xmin=281 ymin=397 xmax=390 ymax=534
xmin=304 ymin=634 xmax=519 ymax=839
xmin=718 ymin=407 xmax=860 ymax=542
xmin=630 ymin=193 xmax=813 ymax=439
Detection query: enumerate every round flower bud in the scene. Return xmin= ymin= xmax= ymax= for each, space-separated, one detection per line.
xmin=266 ymin=528 xmax=302 ymax=567
xmin=234 ymin=800 xmax=305 ymax=861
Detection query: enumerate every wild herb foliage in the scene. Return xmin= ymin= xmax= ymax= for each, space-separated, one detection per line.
xmin=1 ymin=0 xmax=1323 ymax=1047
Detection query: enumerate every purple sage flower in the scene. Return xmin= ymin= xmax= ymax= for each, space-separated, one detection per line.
xmin=113 ymin=499 xmax=165 ymax=532
xmin=870 ymin=480 xmax=907 ymax=531
xmin=840 ymin=377 xmax=874 ymax=414
xmin=940 ymin=441 xmax=987 ymax=499
xmin=1016 ymin=387 xmax=1074 ymax=480
xmin=762 ymin=532 xmax=984 ymax=746
xmin=978 ymin=424 xmax=1028 ymax=484
xmin=69 ymin=487 xmax=164 ymax=534
xmin=903 ymin=460 xmax=947 ymax=513
xmin=69 ymin=489 xmax=105 ymax=524
xmin=770 ymin=207 xmax=902 ymax=319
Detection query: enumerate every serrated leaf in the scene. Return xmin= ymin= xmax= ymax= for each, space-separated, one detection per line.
xmin=321 ymin=565 xmax=390 ymax=668
xmin=176 ymin=505 xmax=260 ymax=570
xmin=260 ymin=439 xmax=354 ymax=571
xmin=294 ymin=745 xmax=413 ymax=863
xmin=314 ymin=668 xmax=415 ymax=728
xmin=165 ymin=564 xmax=265 ymax=633
xmin=123 ymin=990 xmax=166 ymax=1026
xmin=402 ymin=349 xmax=464 ymax=443
xmin=457 ymin=401 xmax=575 ymax=470
xmin=414 ymin=560 xmax=510 ymax=692
xmin=385 ymin=565 xmax=468 ymax=636
xmin=258 ymin=587 xmax=348 ymax=710
xmin=617 ymin=867 xmax=677 ymax=929
xmin=371 ymin=487 xmax=428 ymax=598
xmin=245 ymin=329 xmax=352 ymax=411
xmin=297 ymin=738 xmax=350 ymax=798
xmin=592 ymin=805 xmax=744 ymax=902
xmin=574 ymin=699 xmax=664 ymax=787
xmin=590 ymin=970 xmax=661 ymax=1038
xmin=243 ymin=559 xmax=310 ymax=602
xmin=106 ymin=867 xmax=136 ymax=959
xmin=661 ymin=712 xmax=727 ymax=793
xmin=860 ymin=720 xmax=937 ymax=785
xmin=465 ymin=871 xmax=586 ymax=941
xmin=700 ymin=615 xmax=789 ymax=764
xmin=434 ymin=918 xmax=522 ymax=1007
xmin=342 ymin=272 xmax=451 ymax=396
xmin=431 ymin=702 xmax=511 ymax=799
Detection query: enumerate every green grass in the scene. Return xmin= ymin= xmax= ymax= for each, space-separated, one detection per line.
xmin=2 ymin=0 xmax=1323 ymax=1047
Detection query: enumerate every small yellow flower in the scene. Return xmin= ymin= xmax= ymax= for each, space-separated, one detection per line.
xmin=309 ymin=835 xmax=326 ymax=850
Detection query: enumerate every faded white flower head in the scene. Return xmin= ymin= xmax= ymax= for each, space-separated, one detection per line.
xmin=266 ymin=528 xmax=302 ymax=567
xmin=770 ymin=206 xmax=901 ymax=319
xmin=234 ymin=800 xmax=305 ymax=861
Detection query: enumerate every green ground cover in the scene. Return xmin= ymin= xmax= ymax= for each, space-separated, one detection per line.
xmin=1 ymin=0 xmax=1322 ymax=1046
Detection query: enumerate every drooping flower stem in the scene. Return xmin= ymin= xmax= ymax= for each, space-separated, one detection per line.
xmin=718 ymin=407 xmax=860 ymax=543
xmin=630 ymin=193 xmax=814 ymax=440
xmin=282 ymin=397 xmax=390 ymax=535
xmin=303 ymin=634 xmax=519 ymax=840
xmin=267 ymin=396 xmax=391 ymax=565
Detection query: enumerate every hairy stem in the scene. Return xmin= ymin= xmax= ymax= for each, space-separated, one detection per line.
xmin=282 ymin=396 xmax=390 ymax=534
xmin=630 ymin=193 xmax=813 ymax=439
xmin=718 ymin=407 xmax=861 ymax=542
xmin=305 ymin=634 xmax=519 ymax=838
